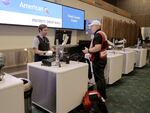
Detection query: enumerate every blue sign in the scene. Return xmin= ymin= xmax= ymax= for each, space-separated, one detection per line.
xmin=0 ymin=0 xmax=62 ymax=18
xmin=62 ymin=6 xmax=84 ymax=30
xmin=0 ymin=0 xmax=85 ymax=30
xmin=0 ymin=0 xmax=62 ymax=27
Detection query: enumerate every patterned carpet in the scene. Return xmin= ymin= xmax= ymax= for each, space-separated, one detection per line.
xmin=106 ymin=63 xmax=150 ymax=113
xmin=32 ymin=63 xmax=150 ymax=113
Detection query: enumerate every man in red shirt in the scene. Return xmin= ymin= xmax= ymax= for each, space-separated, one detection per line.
xmin=83 ymin=20 xmax=108 ymax=99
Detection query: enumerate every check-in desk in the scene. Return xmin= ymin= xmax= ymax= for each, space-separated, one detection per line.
xmin=27 ymin=61 xmax=88 ymax=113
xmin=104 ymin=51 xmax=123 ymax=84
xmin=147 ymin=47 xmax=150 ymax=62
xmin=125 ymin=48 xmax=147 ymax=68
xmin=0 ymin=74 xmax=24 ymax=113
xmin=113 ymin=50 xmax=136 ymax=74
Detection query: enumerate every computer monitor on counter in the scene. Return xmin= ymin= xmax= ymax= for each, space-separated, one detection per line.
xmin=54 ymin=30 xmax=72 ymax=45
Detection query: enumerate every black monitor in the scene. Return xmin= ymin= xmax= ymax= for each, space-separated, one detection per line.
xmin=78 ymin=40 xmax=91 ymax=52
xmin=54 ymin=30 xmax=72 ymax=45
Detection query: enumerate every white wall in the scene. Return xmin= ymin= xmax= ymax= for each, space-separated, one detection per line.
xmin=0 ymin=25 xmax=77 ymax=50
xmin=0 ymin=0 xmax=135 ymax=50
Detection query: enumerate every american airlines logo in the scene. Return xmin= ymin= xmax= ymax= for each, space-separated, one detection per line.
xmin=19 ymin=1 xmax=49 ymax=15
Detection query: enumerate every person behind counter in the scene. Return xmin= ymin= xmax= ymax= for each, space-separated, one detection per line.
xmin=82 ymin=20 xmax=108 ymax=99
xmin=33 ymin=24 xmax=54 ymax=62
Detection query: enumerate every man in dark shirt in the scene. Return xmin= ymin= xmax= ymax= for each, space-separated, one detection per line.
xmin=83 ymin=20 xmax=107 ymax=99
xmin=33 ymin=24 xmax=54 ymax=62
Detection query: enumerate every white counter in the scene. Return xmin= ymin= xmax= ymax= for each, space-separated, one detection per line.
xmin=147 ymin=47 xmax=150 ymax=62
xmin=104 ymin=51 xmax=123 ymax=84
xmin=27 ymin=61 xmax=88 ymax=113
xmin=125 ymin=48 xmax=147 ymax=68
xmin=111 ymin=50 xmax=136 ymax=74
xmin=0 ymin=74 xmax=24 ymax=113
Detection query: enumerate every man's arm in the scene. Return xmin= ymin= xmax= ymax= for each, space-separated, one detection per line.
xmin=32 ymin=37 xmax=46 ymax=55
xmin=83 ymin=33 xmax=102 ymax=54
xmin=33 ymin=48 xmax=46 ymax=55
xmin=83 ymin=43 xmax=102 ymax=54
xmin=49 ymin=46 xmax=55 ymax=52
xmin=89 ymin=44 xmax=102 ymax=53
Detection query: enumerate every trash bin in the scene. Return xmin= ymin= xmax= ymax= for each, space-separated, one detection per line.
xmin=19 ymin=78 xmax=32 ymax=113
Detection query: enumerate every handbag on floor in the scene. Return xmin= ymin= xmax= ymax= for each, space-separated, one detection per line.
xmin=82 ymin=88 xmax=109 ymax=113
